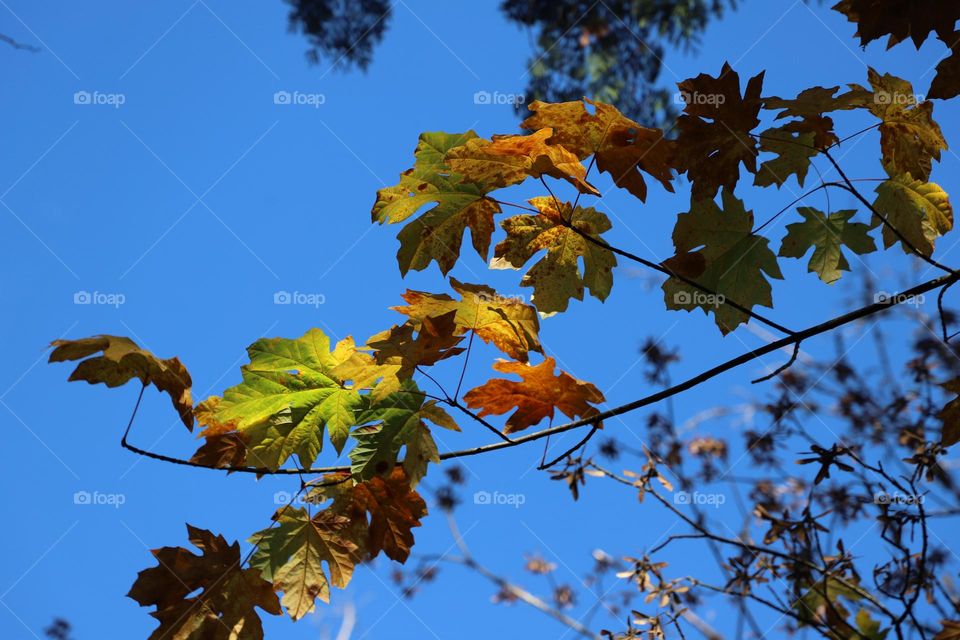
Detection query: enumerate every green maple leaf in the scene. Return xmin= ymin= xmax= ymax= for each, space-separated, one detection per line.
xmin=492 ymin=197 xmax=616 ymax=316
xmin=196 ymin=328 xmax=363 ymax=470
xmin=753 ymin=126 xmax=818 ymax=189
xmin=348 ymin=381 xmax=457 ymax=482
xmin=249 ymin=507 xmax=363 ymax=620
xmin=779 ymin=208 xmax=876 ymax=283
xmin=663 ymin=189 xmax=783 ymax=333
xmin=872 ymin=171 xmax=953 ymax=257
xmin=373 ymin=131 xmax=501 ymax=275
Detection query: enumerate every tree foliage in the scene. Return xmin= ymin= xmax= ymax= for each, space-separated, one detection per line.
xmin=48 ymin=4 xmax=960 ymax=638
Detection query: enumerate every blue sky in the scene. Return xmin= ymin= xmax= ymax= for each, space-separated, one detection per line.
xmin=1 ymin=1 xmax=958 ymax=638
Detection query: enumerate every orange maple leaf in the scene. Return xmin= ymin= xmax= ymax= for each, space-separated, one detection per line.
xmin=463 ymin=357 xmax=604 ymax=434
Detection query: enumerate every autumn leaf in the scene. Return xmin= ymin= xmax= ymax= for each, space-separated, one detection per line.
xmin=753 ymin=126 xmax=818 ymax=188
xmin=333 ymin=467 xmax=428 ymax=562
xmin=491 ymin=196 xmax=616 ymax=316
xmin=189 ymin=432 xmax=248 ymax=471
xmin=662 ymin=189 xmax=783 ymax=334
xmin=49 ymin=335 xmax=193 ymax=430
xmin=675 ymin=62 xmax=765 ymax=199
xmin=195 ymin=328 xmax=364 ymax=470
xmin=463 ymin=357 xmax=604 ymax=434
xmin=832 ymin=0 xmax=960 ymax=49
xmin=852 ymin=69 xmax=947 ymax=181
xmin=930 ymin=31 xmax=960 ymax=100
xmin=779 ymin=208 xmax=876 ymax=283
xmin=128 ymin=525 xmax=281 ymax=640
xmin=366 ymin=311 xmax=464 ymax=387
xmin=348 ymin=381 xmax=456 ymax=482
xmin=445 ymin=128 xmax=598 ymax=195
xmin=249 ymin=507 xmax=363 ymax=620
xmin=872 ymin=171 xmax=953 ymax=256
xmin=392 ymin=277 xmax=543 ymax=362
xmin=763 ymin=85 xmax=868 ymax=148
xmin=519 ymin=98 xmax=675 ymax=201
xmin=373 ymin=131 xmax=501 ymax=275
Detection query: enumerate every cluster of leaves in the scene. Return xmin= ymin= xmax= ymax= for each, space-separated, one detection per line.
xmin=46 ymin=3 xmax=960 ymax=638
xmin=406 ymin=303 xmax=960 ymax=639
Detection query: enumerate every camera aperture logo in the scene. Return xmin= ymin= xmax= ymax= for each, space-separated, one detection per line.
xmin=73 ymin=90 xmax=125 ymax=108
xmin=273 ymin=90 xmax=326 ymax=108
xmin=74 ymin=290 xmax=125 ymax=308
xmin=73 ymin=490 xmax=126 ymax=508
xmin=274 ymin=290 xmax=326 ymax=308
xmin=473 ymin=490 xmax=526 ymax=508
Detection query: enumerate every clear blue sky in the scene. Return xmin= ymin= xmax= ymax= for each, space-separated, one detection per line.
xmin=1 ymin=1 xmax=957 ymax=638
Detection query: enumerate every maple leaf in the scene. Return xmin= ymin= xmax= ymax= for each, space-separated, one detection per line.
xmin=332 ymin=467 xmax=428 ymax=562
xmin=491 ymin=196 xmax=616 ymax=316
xmin=930 ymin=31 xmax=960 ymax=100
xmin=463 ymin=357 xmax=604 ymax=434
xmin=872 ymin=171 xmax=953 ymax=257
xmin=364 ymin=311 xmax=464 ymax=390
xmin=392 ymin=278 xmax=543 ymax=362
xmin=753 ymin=126 xmax=818 ymax=189
xmin=662 ymin=189 xmax=784 ymax=334
xmin=675 ymin=62 xmax=765 ymax=199
xmin=348 ymin=381 xmax=457 ymax=482
xmin=519 ymin=98 xmax=675 ymax=201
xmin=195 ymin=328 xmax=363 ymax=470
xmin=249 ymin=507 xmax=363 ymax=620
xmin=937 ymin=378 xmax=960 ymax=446
xmin=333 ymin=314 xmax=465 ymax=401
xmin=190 ymin=432 xmax=248 ymax=471
xmin=373 ymin=131 xmax=501 ymax=275
xmin=128 ymin=525 xmax=281 ymax=640
xmin=851 ymin=68 xmax=947 ymax=181
xmin=832 ymin=0 xmax=960 ymax=49
xmin=49 ymin=335 xmax=193 ymax=430
xmin=445 ymin=128 xmax=598 ymax=195
xmin=778 ymin=208 xmax=876 ymax=284
xmin=763 ymin=85 xmax=868 ymax=148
